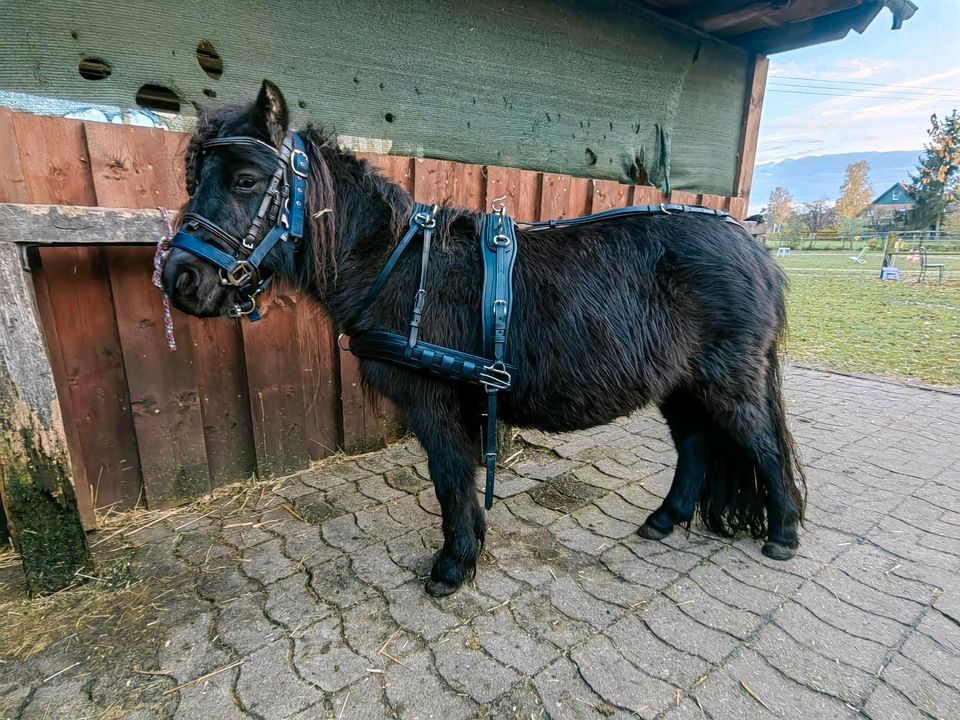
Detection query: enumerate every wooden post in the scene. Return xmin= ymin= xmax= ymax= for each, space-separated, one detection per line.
xmin=733 ymin=54 xmax=769 ymax=214
xmin=0 ymin=241 xmax=91 ymax=594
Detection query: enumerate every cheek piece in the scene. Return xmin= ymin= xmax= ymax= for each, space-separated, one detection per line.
xmin=166 ymin=132 xmax=309 ymax=320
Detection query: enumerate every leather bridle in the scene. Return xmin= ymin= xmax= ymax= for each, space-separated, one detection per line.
xmin=171 ymin=131 xmax=309 ymax=320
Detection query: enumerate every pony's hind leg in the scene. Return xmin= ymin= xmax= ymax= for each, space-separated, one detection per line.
xmin=403 ymin=389 xmax=485 ymax=597
xmin=638 ymin=390 xmax=710 ymax=540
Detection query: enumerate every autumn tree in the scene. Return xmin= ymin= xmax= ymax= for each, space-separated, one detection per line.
xmin=765 ymin=186 xmax=793 ymax=233
xmin=836 ymin=161 xmax=873 ymax=217
xmin=799 ymin=199 xmax=836 ymax=248
xmin=835 ymin=161 xmax=873 ymax=247
xmin=908 ymin=110 xmax=960 ymax=230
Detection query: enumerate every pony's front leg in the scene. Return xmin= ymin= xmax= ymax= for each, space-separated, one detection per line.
xmin=403 ymin=391 xmax=485 ymax=597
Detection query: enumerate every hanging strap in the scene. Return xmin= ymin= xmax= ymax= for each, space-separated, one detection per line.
xmin=407 ymin=219 xmax=433 ymax=348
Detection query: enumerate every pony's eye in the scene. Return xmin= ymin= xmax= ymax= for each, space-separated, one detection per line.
xmin=234 ymin=175 xmax=258 ymax=191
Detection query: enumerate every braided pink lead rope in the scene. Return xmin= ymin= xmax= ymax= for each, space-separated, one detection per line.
xmin=152 ymin=207 xmax=177 ymax=351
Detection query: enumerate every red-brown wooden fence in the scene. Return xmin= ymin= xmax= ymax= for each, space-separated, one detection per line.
xmin=0 ymin=109 xmax=747 ymax=524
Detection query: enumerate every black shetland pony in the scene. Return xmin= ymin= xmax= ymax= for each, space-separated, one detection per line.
xmin=162 ymin=81 xmax=806 ymax=596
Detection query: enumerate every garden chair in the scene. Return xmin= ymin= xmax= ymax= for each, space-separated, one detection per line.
xmin=918 ymin=246 xmax=945 ymax=283
xmin=777 ymin=246 xmax=790 ymax=257
xmin=848 ymin=247 xmax=868 ymax=264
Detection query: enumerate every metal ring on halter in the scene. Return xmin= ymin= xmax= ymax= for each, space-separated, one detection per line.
xmin=221 ymin=261 xmax=254 ymax=287
xmin=227 ymin=295 xmax=257 ymax=317
xmin=337 ymin=333 xmax=351 ymax=352
xmin=659 ymin=203 xmax=672 ymax=215
xmin=491 ymin=195 xmax=507 ymax=214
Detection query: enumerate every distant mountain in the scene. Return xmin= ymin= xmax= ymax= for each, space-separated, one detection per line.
xmin=750 ymin=150 xmax=921 ymax=212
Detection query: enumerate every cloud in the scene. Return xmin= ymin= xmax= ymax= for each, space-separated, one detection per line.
xmin=770 ymin=58 xmax=896 ymax=81
xmin=757 ymin=67 xmax=960 ymax=163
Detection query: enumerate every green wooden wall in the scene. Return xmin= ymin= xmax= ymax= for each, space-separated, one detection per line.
xmin=0 ymin=0 xmax=750 ymax=195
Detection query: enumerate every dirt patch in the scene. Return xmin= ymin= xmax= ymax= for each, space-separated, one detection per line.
xmin=528 ymin=474 xmax=604 ymax=513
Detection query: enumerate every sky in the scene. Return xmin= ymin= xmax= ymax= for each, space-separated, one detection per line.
xmin=755 ymin=1 xmax=960 ymax=165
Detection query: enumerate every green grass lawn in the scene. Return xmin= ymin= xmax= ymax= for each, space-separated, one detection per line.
xmin=777 ymin=251 xmax=960 ymax=388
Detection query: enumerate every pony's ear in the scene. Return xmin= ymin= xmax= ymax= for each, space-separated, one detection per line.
xmin=253 ymin=79 xmax=289 ymax=147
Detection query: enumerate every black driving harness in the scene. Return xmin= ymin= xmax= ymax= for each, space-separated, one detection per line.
xmin=166 ymin=129 xmax=738 ymax=509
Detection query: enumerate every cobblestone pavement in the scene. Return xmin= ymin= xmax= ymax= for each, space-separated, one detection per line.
xmin=2 ymin=367 xmax=959 ymax=720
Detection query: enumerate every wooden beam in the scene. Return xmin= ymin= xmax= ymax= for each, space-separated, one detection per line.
xmin=733 ymin=54 xmax=768 ymax=212
xmin=0 ymin=204 xmax=164 ymax=246
xmin=0 ymin=241 xmax=91 ymax=595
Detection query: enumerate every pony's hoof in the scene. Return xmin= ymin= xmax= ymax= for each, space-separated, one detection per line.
xmin=762 ymin=541 xmax=796 ymax=561
xmin=637 ymin=521 xmax=672 ymax=541
xmin=425 ymin=577 xmax=460 ymax=597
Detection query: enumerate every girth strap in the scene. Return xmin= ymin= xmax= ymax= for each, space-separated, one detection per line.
xmin=521 ymin=202 xmax=738 ymax=230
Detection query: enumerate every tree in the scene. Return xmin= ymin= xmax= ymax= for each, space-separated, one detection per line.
xmin=800 ymin=198 xmax=836 ymax=237
xmin=765 ymin=186 xmax=793 ymax=233
xmin=836 ymin=161 xmax=873 ymax=219
xmin=908 ymin=110 xmax=960 ymax=230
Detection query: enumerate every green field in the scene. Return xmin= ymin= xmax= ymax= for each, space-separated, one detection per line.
xmin=776 ymin=251 xmax=960 ymax=387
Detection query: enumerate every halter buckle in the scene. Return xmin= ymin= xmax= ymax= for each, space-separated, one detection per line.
xmin=228 ymin=295 xmax=258 ymax=318
xmin=480 ymin=362 xmax=512 ymax=391
xmin=291 ymin=149 xmax=309 ymax=178
xmin=221 ymin=261 xmax=254 ymax=287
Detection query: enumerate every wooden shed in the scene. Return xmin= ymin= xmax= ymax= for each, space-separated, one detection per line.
xmin=0 ymin=0 xmax=914 ymax=591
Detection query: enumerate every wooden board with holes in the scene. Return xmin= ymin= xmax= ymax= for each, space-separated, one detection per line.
xmin=590 ymin=180 xmax=631 ymax=213
xmin=485 ymin=167 xmax=540 ymax=222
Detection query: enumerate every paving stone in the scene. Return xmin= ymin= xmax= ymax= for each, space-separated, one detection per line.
xmin=173 ymin=667 xmax=246 ymax=720
xmin=549 ymin=575 xmax=622 ymax=630
xmin=216 ymin=592 xmax=280 ymax=654
xmin=386 ymin=494 xmax=437 ymax=530
xmin=664 ymin=577 xmax=764 ymax=640
xmin=898 ymin=627 xmax=960 ymax=691
xmin=321 ymin=513 xmax=374 ymax=552
xmin=792 ymin=578 xmax=907 ymax=645
xmin=751 ymin=622 xmax=875 ymax=703
xmin=351 ymin=542 xmax=416 ymax=589
xmin=236 ymin=640 xmax=323 ymax=719
xmin=863 ymin=681 xmax=930 ymax=720
xmin=324 ymin=676 xmax=395 ymax=720
xmin=355 ymin=505 xmax=410 ymax=541
xmin=386 ymin=582 xmax=458 ymax=641
xmin=774 ymin=600 xmax=889 ymax=673
xmin=604 ymin=614 xmax=709 ymax=687
xmin=357 ymin=474 xmax=406 ymax=503
xmin=432 ymin=626 xmax=519 ymax=703
xmin=293 ymin=617 xmax=369 ymax=693
xmin=688 ymin=563 xmax=785 ymax=616
xmin=571 ymin=503 xmax=637 ymax=539
xmin=511 ymin=590 xmax=594 ymax=649
xmin=472 ymin=607 xmax=558 ymax=675
xmin=533 ymin=657 xmax=635 ymax=720
xmin=570 ymin=635 xmax=675 ymax=718
xmin=159 ymin=611 xmax=231 ymax=683
xmin=385 ymin=650 xmax=477 ymax=720
xmin=241 ymin=537 xmax=300 ymax=586
xmin=265 ymin=573 xmax=331 ymax=628
xmin=881 ymin=653 xmax=960 ymax=719
xmin=341 ymin=597 xmax=398 ymax=661
xmin=640 ymin=596 xmax=739 ymax=665
xmin=492 ymin=471 xmax=542 ymax=499
xmin=310 ymin=555 xmax=378 ymax=610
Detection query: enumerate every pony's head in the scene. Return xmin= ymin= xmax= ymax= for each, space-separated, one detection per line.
xmin=162 ymin=80 xmax=335 ymax=317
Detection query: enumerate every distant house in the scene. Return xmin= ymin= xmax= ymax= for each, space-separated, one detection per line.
xmin=862 ymin=182 xmax=914 ymax=227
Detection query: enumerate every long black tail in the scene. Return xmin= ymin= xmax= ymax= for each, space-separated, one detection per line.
xmin=696 ymin=342 xmax=806 ymax=539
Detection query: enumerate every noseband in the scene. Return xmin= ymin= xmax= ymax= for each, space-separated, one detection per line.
xmin=171 ymin=131 xmax=309 ymax=319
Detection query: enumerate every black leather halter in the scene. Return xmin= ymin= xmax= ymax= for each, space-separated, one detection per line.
xmin=171 ymin=132 xmax=309 ymax=320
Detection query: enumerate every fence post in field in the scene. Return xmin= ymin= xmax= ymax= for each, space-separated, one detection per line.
xmin=0 ymin=232 xmax=91 ymax=595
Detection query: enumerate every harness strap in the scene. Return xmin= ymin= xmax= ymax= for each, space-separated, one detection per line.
xmin=407 ymin=220 xmax=433 ymax=348
xmin=521 ymin=203 xmax=737 ymax=230
xmin=355 ymin=203 xmax=436 ymax=323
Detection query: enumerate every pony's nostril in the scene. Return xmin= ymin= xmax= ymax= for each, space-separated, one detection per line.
xmin=176 ymin=267 xmax=199 ymax=296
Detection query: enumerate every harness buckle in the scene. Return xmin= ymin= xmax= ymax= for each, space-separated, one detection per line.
xmin=290 ymin=149 xmax=310 ymax=178
xmin=414 ymin=204 xmax=438 ymax=229
xmin=493 ymin=234 xmax=511 ymax=247
xmin=227 ymin=294 xmax=258 ymax=318
xmin=480 ymin=362 xmax=512 ymax=391
xmin=221 ymin=260 xmax=254 ymax=287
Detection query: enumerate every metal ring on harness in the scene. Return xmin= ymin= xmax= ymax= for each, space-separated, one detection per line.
xmin=337 ymin=333 xmax=351 ymax=352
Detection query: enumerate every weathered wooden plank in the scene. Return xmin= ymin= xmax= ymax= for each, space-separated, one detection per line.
xmin=83 ymin=123 xmax=189 ymax=209
xmin=734 ymin=54 xmax=769 ymax=209
xmin=191 ymin=317 xmax=256 ymax=485
xmin=85 ymin=122 xmax=213 ymax=507
xmin=296 ymin=299 xmax=341 ymax=461
xmin=241 ymin=291 xmax=311 ymax=478
xmin=0 ymin=110 xmax=28 ymax=203
xmin=568 ymin=177 xmax=592 ymax=218
xmin=700 ymin=193 xmax=727 ymax=210
xmin=728 ymin=197 xmax=748 ymax=219
xmin=0 ymin=204 xmax=165 ymax=245
xmin=0 ymin=240 xmax=90 ymax=594
xmin=11 ymin=115 xmax=97 ymax=207
xmin=485 ymin=167 xmax=540 ymax=221
xmin=590 ymin=180 xmax=631 ymax=212
xmin=539 ymin=173 xmax=572 ymax=220
xmin=36 ymin=246 xmax=144 ymax=509
xmin=106 ymin=247 xmax=210 ymax=507
xmin=670 ymin=190 xmax=701 ymax=205
xmin=29 ymin=253 xmax=96 ymax=529
xmin=632 ymin=185 xmax=666 ymax=205
xmin=0 ymin=1 xmax=749 ymax=192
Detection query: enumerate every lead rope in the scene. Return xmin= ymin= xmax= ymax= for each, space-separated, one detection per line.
xmin=152 ymin=207 xmax=177 ymax=351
